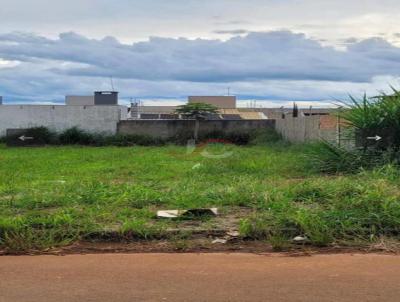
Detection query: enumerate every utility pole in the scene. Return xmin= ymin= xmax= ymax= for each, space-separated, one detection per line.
xmin=110 ymin=76 xmax=115 ymax=91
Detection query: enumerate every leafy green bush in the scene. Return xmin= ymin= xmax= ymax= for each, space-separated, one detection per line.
xmin=171 ymin=128 xmax=282 ymax=146
xmin=56 ymin=127 xmax=166 ymax=146
xmin=4 ymin=126 xmax=282 ymax=147
xmin=59 ymin=127 xmax=96 ymax=145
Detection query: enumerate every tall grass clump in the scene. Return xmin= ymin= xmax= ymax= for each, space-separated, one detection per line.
xmin=308 ymin=141 xmax=388 ymax=174
xmin=240 ymin=166 xmax=400 ymax=248
xmin=310 ymin=87 xmax=400 ymax=173
xmin=342 ymin=89 xmax=400 ymax=151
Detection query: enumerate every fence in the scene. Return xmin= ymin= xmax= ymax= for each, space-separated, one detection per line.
xmin=275 ymin=115 xmax=341 ymax=144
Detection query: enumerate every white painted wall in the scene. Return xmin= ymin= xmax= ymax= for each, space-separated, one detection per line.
xmin=0 ymin=105 xmax=126 ymax=136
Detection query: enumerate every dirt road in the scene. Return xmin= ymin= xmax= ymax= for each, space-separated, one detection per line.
xmin=1 ymin=253 xmax=399 ymax=302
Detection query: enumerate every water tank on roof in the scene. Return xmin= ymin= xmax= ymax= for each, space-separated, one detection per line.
xmin=94 ymin=91 xmax=118 ymax=105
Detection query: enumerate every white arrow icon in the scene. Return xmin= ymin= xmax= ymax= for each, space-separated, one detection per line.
xmin=18 ymin=135 xmax=34 ymax=141
xmin=367 ymin=135 xmax=382 ymax=141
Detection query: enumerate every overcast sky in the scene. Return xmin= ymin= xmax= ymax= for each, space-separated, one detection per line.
xmin=1 ymin=0 xmax=400 ymax=106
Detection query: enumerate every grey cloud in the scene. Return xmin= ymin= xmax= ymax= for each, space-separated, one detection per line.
xmin=1 ymin=30 xmax=400 ymax=103
xmin=1 ymin=30 xmax=400 ymax=84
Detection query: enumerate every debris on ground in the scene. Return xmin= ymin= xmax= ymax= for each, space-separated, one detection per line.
xmin=293 ymin=236 xmax=308 ymax=243
xmin=212 ymin=230 xmax=241 ymax=244
xmin=157 ymin=208 xmax=218 ymax=219
xmin=192 ymin=163 xmax=201 ymax=170
xmin=226 ymin=231 xmax=240 ymax=237
xmin=212 ymin=238 xmax=228 ymax=244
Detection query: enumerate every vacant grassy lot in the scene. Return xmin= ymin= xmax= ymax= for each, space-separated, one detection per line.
xmin=1 ymin=143 xmax=400 ymax=252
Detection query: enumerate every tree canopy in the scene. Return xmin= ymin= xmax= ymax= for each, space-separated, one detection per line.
xmin=175 ymin=103 xmax=219 ymax=120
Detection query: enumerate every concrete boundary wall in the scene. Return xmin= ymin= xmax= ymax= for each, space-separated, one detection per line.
xmin=118 ymin=120 xmax=276 ymax=138
xmin=0 ymin=105 xmax=338 ymax=143
xmin=0 ymin=105 xmax=125 ymax=136
xmin=275 ymin=115 xmax=338 ymax=143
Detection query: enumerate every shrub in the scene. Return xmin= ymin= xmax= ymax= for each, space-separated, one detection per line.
xmin=170 ymin=129 xmax=282 ymax=146
xmin=4 ymin=126 xmax=282 ymax=147
xmin=59 ymin=127 xmax=97 ymax=145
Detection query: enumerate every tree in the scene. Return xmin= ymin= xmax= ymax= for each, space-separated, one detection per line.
xmin=292 ymin=102 xmax=299 ymax=118
xmin=175 ymin=103 xmax=219 ymax=141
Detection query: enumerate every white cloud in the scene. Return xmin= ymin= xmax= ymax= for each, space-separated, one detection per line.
xmin=0 ymin=58 xmax=20 ymax=68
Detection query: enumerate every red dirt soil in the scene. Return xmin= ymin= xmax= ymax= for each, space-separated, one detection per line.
xmin=1 ymin=253 xmax=400 ymax=302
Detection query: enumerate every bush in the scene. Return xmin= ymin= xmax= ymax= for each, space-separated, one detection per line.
xmin=58 ymin=128 xmax=166 ymax=146
xmin=170 ymin=128 xmax=282 ymax=146
xmin=59 ymin=127 xmax=97 ymax=145
xmin=3 ymin=126 xmax=282 ymax=147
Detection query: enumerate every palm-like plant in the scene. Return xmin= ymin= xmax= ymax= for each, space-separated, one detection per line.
xmin=340 ymin=87 xmax=400 ymax=150
xmin=175 ymin=103 xmax=219 ymax=141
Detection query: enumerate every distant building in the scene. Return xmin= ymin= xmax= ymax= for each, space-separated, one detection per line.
xmin=65 ymin=91 xmax=119 ymax=106
xmin=129 ymin=105 xmax=267 ymax=120
xmin=188 ymin=96 xmax=236 ymax=109
xmin=0 ymin=96 xmax=2 ymax=105
xmin=65 ymin=95 xmax=95 ymax=106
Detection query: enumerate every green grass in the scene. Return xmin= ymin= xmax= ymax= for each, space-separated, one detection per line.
xmin=0 ymin=143 xmax=399 ymax=252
